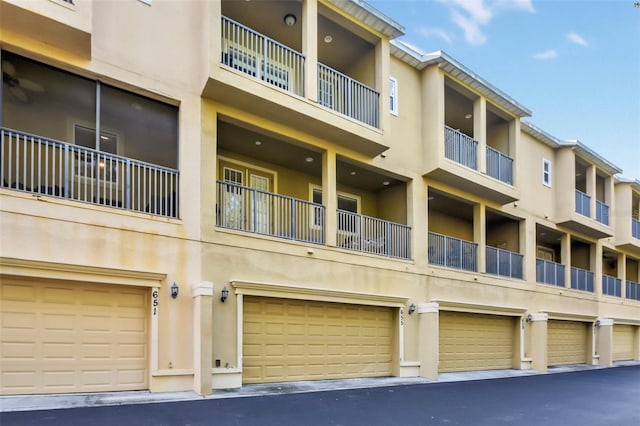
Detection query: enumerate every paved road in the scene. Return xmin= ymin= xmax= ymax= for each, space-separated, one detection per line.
xmin=2 ymin=366 xmax=639 ymax=426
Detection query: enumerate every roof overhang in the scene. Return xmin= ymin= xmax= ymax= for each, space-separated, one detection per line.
xmin=565 ymin=140 xmax=622 ymax=176
xmin=327 ymin=0 xmax=405 ymax=39
xmin=391 ymin=40 xmax=532 ymax=118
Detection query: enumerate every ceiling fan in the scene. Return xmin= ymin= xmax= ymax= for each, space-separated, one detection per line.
xmin=2 ymin=59 xmax=45 ymax=102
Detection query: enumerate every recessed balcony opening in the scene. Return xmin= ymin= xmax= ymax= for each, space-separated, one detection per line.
xmin=570 ymin=238 xmax=594 ymax=292
xmin=334 ymin=158 xmax=410 ymax=259
xmin=1 ymin=51 xmax=179 ymax=217
xmin=216 ymin=117 xmax=324 ymax=244
xmin=575 ymin=160 xmax=588 ymax=193
xmin=602 ymin=249 xmax=621 ymax=297
xmin=444 ymin=82 xmax=477 ymax=170
xmin=428 ymin=189 xmax=477 ymax=271
xmin=535 ymin=225 xmax=565 ymax=287
xmin=486 ymin=106 xmax=513 ymax=185
xmin=626 ymin=257 xmax=640 ymax=301
xmin=486 ymin=209 xmax=522 ymax=279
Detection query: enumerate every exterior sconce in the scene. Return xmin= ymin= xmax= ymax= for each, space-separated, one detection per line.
xmin=408 ymin=303 xmax=416 ymax=315
xmin=595 ymin=320 xmax=601 ymax=327
xmin=220 ymin=286 xmax=229 ymax=303
xmin=170 ymin=282 xmax=179 ymax=299
xmin=526 ymin=314 xmax=533 ymax=322
xmin=283 ymin=14 xmax=297 ymax=26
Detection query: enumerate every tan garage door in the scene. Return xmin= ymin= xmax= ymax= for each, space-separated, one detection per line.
xmin=242 ymin=296 xmax=393 ymax=384
xmin=613 ymin=325 xmax=635 ymax=361
xmin=439 ymin=311 xmax=515 ymax=373
xmin=547 ymin=320 xmax=588 ymax=366
xmin=0 ymin=278 xmax=148 ymax=395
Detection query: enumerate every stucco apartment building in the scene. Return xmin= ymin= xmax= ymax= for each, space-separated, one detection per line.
xmin=1 ymin=0 xmax=639 ymax=397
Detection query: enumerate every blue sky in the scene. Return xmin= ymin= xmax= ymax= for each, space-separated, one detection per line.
xmin=368 ymin=0 xmax=640 ymax=179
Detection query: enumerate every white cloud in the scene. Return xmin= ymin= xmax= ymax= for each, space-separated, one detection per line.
xmin=567 ymin=32 xmax=588 ymax=47
xmin=419 ymin=27 xmax=455 ymax=43
xmin=533 ymin=49 xmax=558 ymax=60
xmin=438 ymin=0 xmax=535 ymax=46
xmin=452 ymin=11 xmax=487 ymax=45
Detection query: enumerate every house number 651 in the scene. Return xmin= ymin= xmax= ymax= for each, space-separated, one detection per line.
xmin=152 ymin=290 xmax=159 ymax=315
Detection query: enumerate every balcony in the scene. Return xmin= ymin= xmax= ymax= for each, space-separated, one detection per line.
xmin=633 ymin=219 xmax=640 ymax=239
xmin=444 ymin=126 xmax=477 ymax=170
xmin=336 ymin=210 xmax=411 ymax=259
xmin=1 ymin=128 xmax=179 ymax=218
xmin=486 ymin=146 xmax=513 ymax=185
xmin=486 ymin=246 xmax=523 ymax=279
xmin=216 ymin=181 xmax=324 ymax=245
xmin=627 ymin=280 xmax=640 ymax=301
xmin=570 ymin=266 xmax=594 ymax=293
xmin=317 ymin=63 xmax=379 ymax=128
xmin=602 ymin=275 xmax=621 ymax=297
xmin=205 ymin=14 xmax=387 ymax=156
xmin=575 ymin=190 xmax=591 ymax=217
xmin=595 ymin=200 xmax=609 ymax=225
xmin=1 ymin=0 xmax=92 ymax=58
xmin=428 ymin=232 xmax=477 ymax=272
xmin=536 ymin=259 xmax=565 ymax=287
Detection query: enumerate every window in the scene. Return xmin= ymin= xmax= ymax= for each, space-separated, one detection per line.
xmin=542 ymin=159 xmax=552 ymax=187
xmin=389 ymin=77 xmax=398 ymax=115
xmin=311 ymin=186 xmax=360 ymax=230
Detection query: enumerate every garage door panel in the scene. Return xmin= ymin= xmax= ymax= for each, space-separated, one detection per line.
xmin=439 ymin=312 xmax=515 ymax=373
xmin=613 ymin=325 xmax=635 ymax=361
xmin=547 ymin=321 xmax=588 ymax=366
xmin=243 ymin=297 xmax=393 ymax=384
xmin=0 ymin=279 xmax=148 ymax=395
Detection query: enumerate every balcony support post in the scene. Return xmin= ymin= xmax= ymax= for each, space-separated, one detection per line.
xmin=323 ymin=150 xmax=337 ymax=246
xmin=618 ymin=252 xmax=627 ymax=298
xmin=473 ymin=97 xmax=486 ymax=173
xmin=522 ymin=219 xmax=535 ymax=283
xmin=375 ymin=38 xmax=389 ymax=131
xmin=302 ymin=0 xmax=317 ymax=101
xmin=586 ymin=164 xmax=596 ymax=219
xmin=474 ymin=203 xmax=486 ymax=273
xmin=561 ymin=234 xmax=571 ymax=288
xmin=508 ymin=119 xmax=519 ymax=186
xmin=409 ymin=179 xmax=428 ymax=267
xmin=594 ymin=241 xmax=603 ymax=296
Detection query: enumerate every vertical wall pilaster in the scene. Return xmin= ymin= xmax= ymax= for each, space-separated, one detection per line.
xmin=561 ymin=234 xmax=571 ymax=288
xmin=192 ymin=281 xmax=214 ymax=395
xmin=596 ymin=319 xmax=614 ymax=366
xmin=528 ymin=313 xmax=548 ymax=371
xmin=417 ymin=303 xmax=439 ymax=380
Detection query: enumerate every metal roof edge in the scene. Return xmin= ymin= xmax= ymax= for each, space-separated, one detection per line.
xmin=570 ymin=140 xmax=623 ymax=175
xmin=327 ymin=0 xmax=405 ymax=39
xmin=521 ymin=121 xmax=562 ymax=148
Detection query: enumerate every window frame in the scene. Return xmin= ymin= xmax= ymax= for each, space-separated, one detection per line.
xmin=542 ymin=158 xmax=552 ymax=187
xmin=389 ymin=76 xmax=398 ymax=116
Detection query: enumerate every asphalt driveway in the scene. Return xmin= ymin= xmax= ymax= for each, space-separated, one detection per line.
xmin=2 ymin=365 xmax=639 ymax=426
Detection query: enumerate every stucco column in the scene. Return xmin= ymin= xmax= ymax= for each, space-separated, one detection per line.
xmin=586 ymin=164 xmax=596 ymax=219
xmin=375 ymin=38 xmax=390 ymax=133
xmin=594 ymin=241 xmax=603 ymax=296
xmin=323 ymin=150 xmax=337 ymax=246
xmin=473 ymin=97 xmax=486 ymax=173
xmin=634 ymin=326 xmax=640 ymax=361
xmin=409 ymin=179 xmax=428 ymax=267
xmin=522 ymin=219 xmax=536 ymax=283
xmin=595 ymin=319 xmax=614 ymax=366
xmin=508 ymin=119 xmax=520 ymax=186
xmin=618 ymin=253 xmax=626 ymax=298
xmin=528 ymin=313 xmax=548 ymax=371
xmin=417 ymin=303 xmax=439 ymax=380
xmin=474 ymin=203 xmax=486 ymax=274
xmin=192 ymin=281 xmax=214 ymax=395
xmin=561 ymin=234 xmax=571 ymax=288
xmin=302 ymin=0 xmax=318 ymax=101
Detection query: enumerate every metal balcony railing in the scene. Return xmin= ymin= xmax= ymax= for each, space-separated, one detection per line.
xmin=221 ymin=16 xmax=305 ymax=96
xmin=570 ymin=266 xmax=594 ymax=292
xmin=317 ymin=63 xmax=379 ymax=128
xmin=602 ymin=275 xmax=621 ymax=297
xmin=216 ymin=181 xmax=324 ymax=244
xmin=336 ymin=210 xmax=411 ymax=259
xmin=428 ymin=232 xmax=477 ymax=272
xmin=486 ymin=146 xmax=513 ymax=185
xmin=486 ymin=246 xmax=523 ymax=279
xmin=1 ymin=128 xmax=179 ymax=218
xmin=595 ymin=200 xmax=609 ymax=225
xmin=536 ymin=258 xmax=565 ymax=287
xmin=444 ymin=126 xmax=478 ymax=170
xmin=632 ymin=218 xmax=640 ymax=239
xmin=575 ymin=189 xmax=591 ymax=218
xmin=626 ymin=280 xmax=640 ymax=301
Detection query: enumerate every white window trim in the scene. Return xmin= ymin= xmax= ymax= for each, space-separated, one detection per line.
xmin=542 ymin=158 xmax=552 ymax=187
xmin=389 ymin=76 xmax=399 ymax=116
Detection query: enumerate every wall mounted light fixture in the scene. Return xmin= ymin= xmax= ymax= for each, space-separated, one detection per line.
xmin=284 ymin=14 xmax=297 ymax=26
xmin=171 ymin=282 xmax=179 ymax=299
xmin=220 ymin=286 xmax=229 ymax=303
xmin=408 ymin=303 xmax=416 ymax=315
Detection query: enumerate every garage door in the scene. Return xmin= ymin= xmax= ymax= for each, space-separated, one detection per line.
xmin=0 ymin=278 xmax=148 ymax=395
xmin=547 ymin=320 xmax=588 ymax=366
xmin=613 ymin=325 xmax=635 ymax=361
xmin=242 ymin=296 xmax=393 ymax=384
xmin=439 ymin=311 xmax=515 ymax=373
